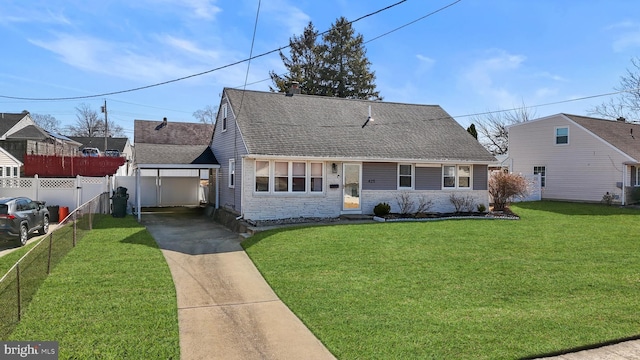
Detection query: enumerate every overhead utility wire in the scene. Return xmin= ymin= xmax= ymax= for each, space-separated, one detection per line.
xmin=241 ymin=0 xmax=464 ymax=88
xmin=0 ymin=0 xmax=408 ymax=102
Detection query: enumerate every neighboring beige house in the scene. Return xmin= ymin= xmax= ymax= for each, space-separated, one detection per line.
xmin=508 ymin=113 xmax=640 ymax=204
xmin=0 ymin=146 xmax=22 ymax=179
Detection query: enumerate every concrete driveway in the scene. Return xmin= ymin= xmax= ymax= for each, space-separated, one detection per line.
xmin=141 ymin=208 xmax=336 ymax=360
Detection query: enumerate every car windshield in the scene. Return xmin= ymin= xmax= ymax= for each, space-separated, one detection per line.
xmin=0 ymin=204 xmax=8 ymax=215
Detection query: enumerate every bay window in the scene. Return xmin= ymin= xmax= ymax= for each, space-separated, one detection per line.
xmin=256 ymin=160 xmax=324 ymax=194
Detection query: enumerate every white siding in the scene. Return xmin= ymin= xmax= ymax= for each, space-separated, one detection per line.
xmin=509 ymin=115 xmax=629 ymax=202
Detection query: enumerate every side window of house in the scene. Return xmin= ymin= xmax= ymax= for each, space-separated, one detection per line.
xmin=222 ymin=104 xmax=228 ymax=132
xmin=228 ymin=159 xmax=235 ymax=188
xmin=398 ymin=164 xmax=413 ymax=189
xmin=555 ymin=127 xmax=568 ymax=145
xmin=0 ymin=167 xmax=3 ymax=177
xmin=636 ymin=167 xmax=640 ymax=186
xmin=255 ymin=161 xmax=270 ymax=192
xmin=533 ymin=166 xmax=546 ymax=187
xmin=13 ymin=167 xmax=17 ymax=177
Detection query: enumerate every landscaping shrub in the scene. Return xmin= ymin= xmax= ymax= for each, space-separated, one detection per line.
xmin=489 ymin=171 xmax=528 ymax=211
xmin=373 ymin=202 xmax=391 ymax=216
xmin=395 ymin=192 xmax=414 ymax=215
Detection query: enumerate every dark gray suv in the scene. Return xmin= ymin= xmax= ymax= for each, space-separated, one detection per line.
xmin=0 ymin=197 xmax=50 ymax=246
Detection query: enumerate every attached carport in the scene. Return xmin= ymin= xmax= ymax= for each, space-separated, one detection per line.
xmin=133 ymin=144 xmax=220 ymax=222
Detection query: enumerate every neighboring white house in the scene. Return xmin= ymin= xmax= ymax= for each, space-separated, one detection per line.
xmin=211 ymin=87 xmax=497 ymax=221
xmin=508 ymin=113 xmax=640 ymax=204
xmin=0 ymin=146 xmax=22 ymax=179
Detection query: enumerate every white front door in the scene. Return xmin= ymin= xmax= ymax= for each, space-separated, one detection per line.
xmin=342 ymin=163 xmax=361 ymax=212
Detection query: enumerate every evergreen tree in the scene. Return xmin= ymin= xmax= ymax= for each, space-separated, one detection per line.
xmin=466 ymin=123 xmax=478 ymax=139
xmin=269 ymin=22 xmax=324 ymax=95
xmin=321 ymin=17 xmax=380 ymax=100
xmin=270 ymin=17 xmax=381 ymax=100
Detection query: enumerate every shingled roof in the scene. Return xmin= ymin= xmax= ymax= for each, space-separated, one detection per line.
xmin=564 ymin=114 xmax=640 ymax=161
xmin=0 ymin=112 xmax=28 ymax=136
xmin=134 ymin=119 xmax=213 ymax=145
xmin=135 ymin=144 xmax=217 ymax=165
xmin=224 ymin=88 xmax=496 ymax=163
xmin=69 ymin=137 xmax=129 ymax=152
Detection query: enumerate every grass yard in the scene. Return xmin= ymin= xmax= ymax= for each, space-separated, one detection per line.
xmin=242 ymin=201 xmax=640 ymax=360
xmin=8 ymin=216 xmax=180 ymax=359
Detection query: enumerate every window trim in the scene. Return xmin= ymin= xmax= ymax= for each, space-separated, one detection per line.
xmin=397 ymin=163 xmax=414 ymax=189
xmin=254 ymin=160 xmax=325 ymax=194
xmin=555 ymin=126 xmax=569 ymax=145
xmin=442 ymin=164 xmax=473 ymax=189
xmin=228 ymin=159 xmax=235 ymax=188
xmin=533 ymin=166 xmax=546 ymax=188
xmin=222 ymin=103 xmax=228 ymax=132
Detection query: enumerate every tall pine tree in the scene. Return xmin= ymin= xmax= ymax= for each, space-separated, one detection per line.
xmin=269 ymin=22 xmax=324 ymax=95
xmin=270 ymin=17 xmax=381 ymax=100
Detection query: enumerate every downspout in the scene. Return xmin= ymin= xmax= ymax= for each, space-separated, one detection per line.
xmin=622 ymin=165 xmax=627 ymax=206
xmin=215 ymin=168 xmax=219 ymax=209
xmin=136 ymin=168 xmax=141 ymax=222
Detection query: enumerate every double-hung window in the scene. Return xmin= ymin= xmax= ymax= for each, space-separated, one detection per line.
xmin=555 ymin=127 xmax=568 ymax=145
xmin=533 ymin=166 xmax=546 ymax=187
xmin=257 ymin=161 xmax=324 ymax=193
xmin=255 ymin=161 xmax=269 ymax=191
xmin=222 ymin=104 xmax=228 ymax=132
xmin=443 ymin=165 xmax=472 ymax=189
xmin=228 ymin=159 xmax=235 ymax=188
xmin=398 ymin=164 xmax=413 ymax=189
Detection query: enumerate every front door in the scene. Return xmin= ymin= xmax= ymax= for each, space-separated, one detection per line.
xmin=342 ymin=163 xmax=361 ymax=212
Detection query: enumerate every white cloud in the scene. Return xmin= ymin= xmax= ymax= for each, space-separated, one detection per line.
xmin=182 ymin=0 xmax=221 ymax=19
xmin=260 ymin=0 xmax=311 ymax=37
xmin=161 ymin=35 xmax=221 ymax=62
xmin=606 ymin=20 xmax=640 ymax=52
xmin=28 ymin=33 xmax=203 ymax=83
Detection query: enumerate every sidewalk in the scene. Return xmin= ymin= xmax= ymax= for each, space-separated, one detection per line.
xmin=141 ymin=209 xmax=336 ymax=360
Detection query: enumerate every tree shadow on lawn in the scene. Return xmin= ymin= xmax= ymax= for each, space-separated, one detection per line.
xmin=513 ymin=200 xmax=640 ymax=216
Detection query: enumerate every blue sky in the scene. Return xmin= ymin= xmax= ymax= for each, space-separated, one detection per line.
xmin=1 ymin=0 xmax=639 ymax=139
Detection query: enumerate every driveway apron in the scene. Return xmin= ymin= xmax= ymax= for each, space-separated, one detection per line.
xmin=142 ymin=210 xmax=335 ymax=360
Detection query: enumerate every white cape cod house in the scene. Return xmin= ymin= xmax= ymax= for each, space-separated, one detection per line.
xmin=211 ymin=88 xmax=497 ymax=221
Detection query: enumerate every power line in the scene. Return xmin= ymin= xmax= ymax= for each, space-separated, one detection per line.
xmin=0 ymin=0 xmax=409 ymax=102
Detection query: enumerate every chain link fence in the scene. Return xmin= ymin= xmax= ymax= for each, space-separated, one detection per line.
xmin=0 ymin=192 xmax=110 ymax=339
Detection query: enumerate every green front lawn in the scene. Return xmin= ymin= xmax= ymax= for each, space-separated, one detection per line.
xmin=8 ymin=216 xmax=179 ymax=359
xmin=243 ymin=201 xmax=640 ymax=359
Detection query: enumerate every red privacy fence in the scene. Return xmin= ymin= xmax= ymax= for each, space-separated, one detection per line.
xmin=24 ymin=155 xmax=126 ymax=177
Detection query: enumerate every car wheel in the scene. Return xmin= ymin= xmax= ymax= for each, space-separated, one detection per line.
xmin=19 ymin=224 xmax=28 ymax=246
xmin=39 ymin=216 xmax=49 ymax=235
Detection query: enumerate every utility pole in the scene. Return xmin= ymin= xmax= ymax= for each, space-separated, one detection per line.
xmin=101 ymin=100 xmax=108 ymax=153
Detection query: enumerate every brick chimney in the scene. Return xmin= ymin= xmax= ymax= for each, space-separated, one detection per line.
xmin=289 ymin=81 xmax=301 ymax=95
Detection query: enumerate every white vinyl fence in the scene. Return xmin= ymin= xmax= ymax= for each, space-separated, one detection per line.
xmin=0 ymin=175 xmax=110 ymax=211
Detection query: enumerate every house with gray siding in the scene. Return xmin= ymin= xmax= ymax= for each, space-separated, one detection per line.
xmin=211 ymin=88 xmax=497 ymax=221
xmin=508 ymin=113 xmax=640 ymax=204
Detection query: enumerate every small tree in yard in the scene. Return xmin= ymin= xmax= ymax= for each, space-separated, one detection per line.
xmin=489 ymin=171 xmax=529 ymax=211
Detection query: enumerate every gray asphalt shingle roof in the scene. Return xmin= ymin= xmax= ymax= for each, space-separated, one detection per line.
xmin=69 ymin=137 xmax=129 ymax=152
xmin=134 ymin=119 xmax=213 ymax=145
xmin=225 ymin=88 xmax=496 ymax=163
xmin=565 ymin=114 xmax=640 ymax=161
xmin=0 ymin=113 xmax=28 ymax=136
xmin=135 ymin=144 xmax=217 ymax=165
